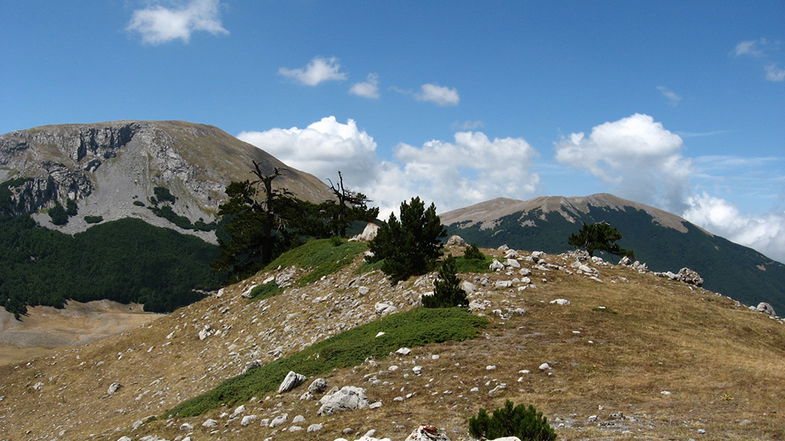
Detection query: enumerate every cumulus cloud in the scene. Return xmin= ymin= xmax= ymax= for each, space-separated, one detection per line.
xmin=555 ymin=113 xmax=691 ymax=212
xmin=765 ymin=64 xmax=785 ymax=82
xmin=416 ymin=83 xmax=460 ymax=106
xmin=237 ymin=116 xmax=378 ymax=186
xmin=278 ymin=57 xmax=347 ymax=86
xmin=349 ymin=73 xmax=380 ymax=98
xmin=237 ymin=116 xmax=539 ymax=218
xmin=127 ymin=0 xmax=228 ymax=45
xmin=656 ymin=86 xmax=682 ymax=106
xmin=684 ymin=193 xmax=785 ymax=263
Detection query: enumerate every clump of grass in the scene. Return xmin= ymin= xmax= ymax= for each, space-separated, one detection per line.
xmin=265 ymin=238 xmax=367 ymax=286
xmin=248 ymin=281 xmax=282 ymax=301
xmin=166 ymin=307 xmax=487 ymax=417
xmin=356 ymin=258 xmax=384 ymax=275
xmin=454 ymin=255 xmax=494 ymax=273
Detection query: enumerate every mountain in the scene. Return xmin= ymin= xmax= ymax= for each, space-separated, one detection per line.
xmin=0 ymin=240 xmax=783 ymax=440
xmin=441 ymin=193 xmax=785 ymax=313
xmin=0 ymin=120 xmax=332 ymax=241
xmin=0 ymin=121 xmax=334 ymax=317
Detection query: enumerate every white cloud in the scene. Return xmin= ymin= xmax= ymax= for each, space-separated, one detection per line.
xmin=126 ymin=0 xmax=228 ymax=45
xmin=278 ymin=57 xmax=347 ymax=86
xmin=349 ymin=73 xmax=380 ymax=99
xmin=684 ymin=193 xmax=785 ymax=263
xmin=656 ymin=86 xmax=682 ymax=106
xmin=765 ymin=64 xmax=785 ymax=82
xmin=555 ymin=113 xmax=691 ymax=212
xmin=416 ymin=83 xmax=460 ymax=106
xmin=237 ymin=116 xmax=377 ymax=186
xmin=734 ymin=39 xmax=766 ymax=57
xmin=237 ymin=116 xmax=539 ymax=218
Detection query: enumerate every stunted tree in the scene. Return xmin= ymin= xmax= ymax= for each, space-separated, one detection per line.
xmin=323 ymin=171 xmax=379 ymax=237
xmin=424 ymin=256 xmax=468 ymax=308
xmin=368 ymin=197 xmax=446 ymax=283
xmin=568 ymin=222 xmax=634 ymax=258
xmin=213 ymin=163 xmax=298 ymax=280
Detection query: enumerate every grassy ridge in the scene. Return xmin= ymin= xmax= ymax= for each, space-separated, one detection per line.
xmin=167 ymin=307 xmax=487 ymax=417
xmin=265 ymin=238 xmax=368 ymax=286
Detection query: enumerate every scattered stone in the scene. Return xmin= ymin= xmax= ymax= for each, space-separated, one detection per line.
xmin=404 ymin=425 xmax=451 ymax=441
xmin=618 ymin=256 xmax=632 ymax=266
xmin=549 ymin=298 xmax=570 ymax=306
xmin=198 ymin=325 xmax=212 ymax=340
xmin=489 ymin=259 xmax=505 ymax=271
xmin=530 ymin=251 xmax=545 ymax=262
xmin=412 ymin=366 xmax=423 ymax=375
xmin=486 ymin=365 xmax=497 ymax=371
xmin=179 ymin=422 xmax=193 ymax=431
xmin=230 ymin=404 xmax=246 ymax=418
xmin=278 ymin=371 xmax=307 ymax=393
xmin=31 ymin=382 xmax=44 ymax=391
xmin=318 ymin=386 xmax=369 ymax=416
xmin=307 ymin=423 xmax=324 ymax=432
xmin=538 ymin=363 xmax=551 ymax=371
xmin=117 ymin=437 xmax=132 ymax=441
xmin=358 ymin=286 xmax=370 ymax=295
xmin=241 ymin=415 xmax=257 ymax=426
xmin=505 ymin=258 xmax=521 ymax=268
xmin=469 ymin=299 xmax=491 ymax=312
xmin=107 ymin=382 xmax=122 ymax=395
xmin=396 ymin=347 xmax=412 ymax=356
xmin=269 ymin=413 xmax=288 ymax=427
xmin=375 ymin=302 xmax=397 ymax=316
xmin=369 ymin=401 xmax=383 ymax=409
xmin=660 ymin=390 xmax=672 ymax=396
xmin=308 ymin=378 xmax=328 ymax=394
xmin=375 ymin=331 xmax=386 ymax=337
xmin=241 ymin=284 xmax=257 ymax=298
xmin=460 ymin=280 xmax=476 ymax=294
xmin=495 ymin=280 xmax=513 ymax=289
xmin=202 ymin=419 xmax=218 ymax=428
xmin=242 ymin=360 xmax=262 ymax=374
xmin=275 ymin=266 xmax=296 ymax=287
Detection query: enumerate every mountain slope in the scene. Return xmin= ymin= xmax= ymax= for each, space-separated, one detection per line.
xmin=0 ymin=120 xmax=336 ymax=317
xmin=442 ymin=194 xmax=785 ymax=313
xmin=0 ymin=242 xmax=782 ymax=440
xmin=0 ymin=120 xmax=333 ymax=241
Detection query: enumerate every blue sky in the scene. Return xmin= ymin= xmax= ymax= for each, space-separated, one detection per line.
xmin=1 ymin=0 xmax=784 ymax=261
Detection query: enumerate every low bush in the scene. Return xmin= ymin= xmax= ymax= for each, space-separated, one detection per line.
xmin=167 ymin=307 xmax=487 ymax=417
xmin=248 ymin=281 xmax=282 ymax=301
xmin=84 ymin=215 xmax=104 ymax=224
xmin=468 ymin=400 xmax=557 ymax=441
xmin=48 ymin=202 xmax=68 ymax=225
xmin=454 ymin=254 xmax=494 ymax=273
xmin=133 ymin=200 xmax=145 ymax=207
xmin=464 ymin=243 xmax=484 ymax=260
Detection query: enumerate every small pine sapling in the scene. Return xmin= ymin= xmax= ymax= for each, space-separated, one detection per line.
xmin=423 ymin=256 xmax=468 ymax=308
xmin=464 ymin=243 xmax=485 ymax=260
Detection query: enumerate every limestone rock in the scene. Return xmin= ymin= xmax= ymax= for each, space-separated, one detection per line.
xmin=549 ymin=298 xmax=570 ymax=306
xmin=318 ymin=386 xmax=369 ymax=416
xmin=269 ymin=413 xmax=288 ymax=427
xmin=446 ymin=235 xmax=466 ymax=247
xmin=201 ymin=419 xmax=218 ymax=428
xmin=404 ymin=425 xmax=451 ymax=440
xmin=489 ymin=259 xmax=505 ymax=271
xmin=278 ymin=371 xmax=307 ymax=393
xmin=107 ymin=382 xmax=122 ymax=395
xmin=350 ymin=223 xmax=379 ymax=242
xmin=756 ymin=302 xmax=776 ymax=316
xmin=308 ymin=378 xmax=328 ymax=394
xmin=375 ymin=302 xmax=396 ymax=316
xmin=676 ymin=267 xmax=703 ymax=286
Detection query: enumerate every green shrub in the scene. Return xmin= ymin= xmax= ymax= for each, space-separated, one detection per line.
xmin=48 ymin=202 xmax=68 ymax=225
xmin=454 ymin=255 xmax=494 ymax=273
xmin=248 ymin=282 xmax=282 ymax=301
xmin=65 ymin=199 xmax=78 ymax=216
xmin=133 ymin=200 xmax=145 ymax=207
xmin=424 ymin=256 xmax=468 ymax=308
xmin=154 ymin=186 xmax=176 ymax=204
xmin=84 ymin=215 xmax=104 ymax=224
xmin=469 ymin=400 xmax=557 ymax=441
xmin=167 ymin=307 xmax=487 ymax=417
xmin=368 ymin=197 xmax=446 ymax=283
xmin=464 ymin=243 xmax=484 ymax=260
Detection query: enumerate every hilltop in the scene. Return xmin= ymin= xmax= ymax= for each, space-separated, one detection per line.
xmin=441 ymin=193 xmax=785 ymax=314
xmin=0 ymin=239 xmax=783 ymax=440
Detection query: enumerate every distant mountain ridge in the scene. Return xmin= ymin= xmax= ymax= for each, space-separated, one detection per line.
xmin=442 ymin=193 xmax=785 ymax=313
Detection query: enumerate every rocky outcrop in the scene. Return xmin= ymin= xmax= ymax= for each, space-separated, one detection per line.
xmin=318 ymin=386 xmax=369 ymax=416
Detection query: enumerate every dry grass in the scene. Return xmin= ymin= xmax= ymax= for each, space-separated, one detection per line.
xmin=1 ymin=246 xmax=783 ymax=441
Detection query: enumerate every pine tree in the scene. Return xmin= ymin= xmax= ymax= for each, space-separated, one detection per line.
xmin=567 ymin=222 xmax=634 ymax=258
xmin=368 ymin=197 xmax=446 ymax=283
xmin=423 ymin=256 xmax=468 ymax=308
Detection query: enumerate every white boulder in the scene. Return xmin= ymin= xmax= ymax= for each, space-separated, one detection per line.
xmin=318 ymin=386 xmax=369 ymax=416
xmin=277 ymin=371 xmax=307 ymax=393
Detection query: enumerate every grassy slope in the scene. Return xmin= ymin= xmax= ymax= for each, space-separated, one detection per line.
xmin=448 ymin=207 xmax=785 ymax=313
